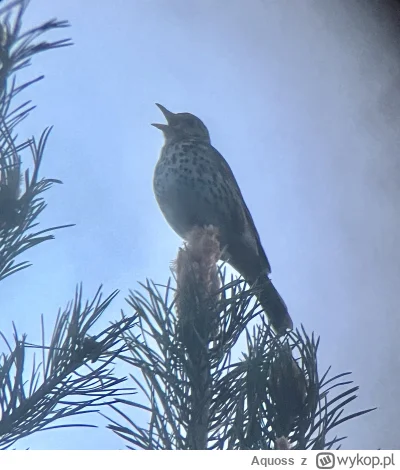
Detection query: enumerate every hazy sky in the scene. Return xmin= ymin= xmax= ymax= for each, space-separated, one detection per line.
xmin=2 ymin=0 xmax=400 ymax=449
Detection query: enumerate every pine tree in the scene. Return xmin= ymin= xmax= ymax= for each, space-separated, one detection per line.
xmin=105 ymin=226 xmax=374 ymax=449
xmin=0 ymin=0 xmax=374 ymax=450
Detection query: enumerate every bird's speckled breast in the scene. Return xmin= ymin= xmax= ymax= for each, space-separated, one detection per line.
xmin=153 ymin=140 xmax=234 ymax=239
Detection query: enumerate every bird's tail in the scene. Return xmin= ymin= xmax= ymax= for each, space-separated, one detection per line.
xmin=251 ymin=276 xmax=293 ymax=335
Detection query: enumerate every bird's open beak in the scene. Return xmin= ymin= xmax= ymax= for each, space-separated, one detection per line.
xmin=151 ymin=103 xmax=175 ymax=130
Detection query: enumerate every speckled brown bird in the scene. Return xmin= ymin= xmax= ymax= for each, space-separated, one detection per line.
xmin=152 ymin=103 xmax=293 ymax=335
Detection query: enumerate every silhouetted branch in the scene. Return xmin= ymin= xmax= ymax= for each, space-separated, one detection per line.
xmin=0 ymin=0 xmax=73 ymax=281
xmin=105 ymin=229 xmax=374 ymax=449
xmin=0 ymin=285 xmax=137 ymax=449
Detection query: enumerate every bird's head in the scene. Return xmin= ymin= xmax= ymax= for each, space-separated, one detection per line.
xmin=152 ymin=103 xmax=211 ymax=144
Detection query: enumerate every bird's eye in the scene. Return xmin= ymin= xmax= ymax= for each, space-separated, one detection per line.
xmin=186 ymin=119 xmax=195 ymax=128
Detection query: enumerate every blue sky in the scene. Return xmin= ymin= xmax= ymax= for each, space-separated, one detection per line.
xmin=1 ymin=0 xmax=399 ymax=449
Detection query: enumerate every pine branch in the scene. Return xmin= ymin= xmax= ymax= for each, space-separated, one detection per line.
xmin=0 ymin=285 xmax=137 ymax=449
xmin=104 ymin=228 xmax=374 ymax=450
xmin=0 ymin=0 xmax=73 ymax=281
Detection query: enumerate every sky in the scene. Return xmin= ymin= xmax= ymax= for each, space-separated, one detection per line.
xmin=1 ymin=0 xmax=399 ymax=449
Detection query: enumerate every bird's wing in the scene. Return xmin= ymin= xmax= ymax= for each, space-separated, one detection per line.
xmin=210 ymin=145 xmax=272 ymax=274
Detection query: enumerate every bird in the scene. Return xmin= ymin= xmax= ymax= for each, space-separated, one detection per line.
xmin=152 ymin=103 xmax=293 ymax=335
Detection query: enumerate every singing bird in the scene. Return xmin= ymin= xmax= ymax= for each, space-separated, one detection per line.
xmin=152 ymin=104 xmax=293 ymax=335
